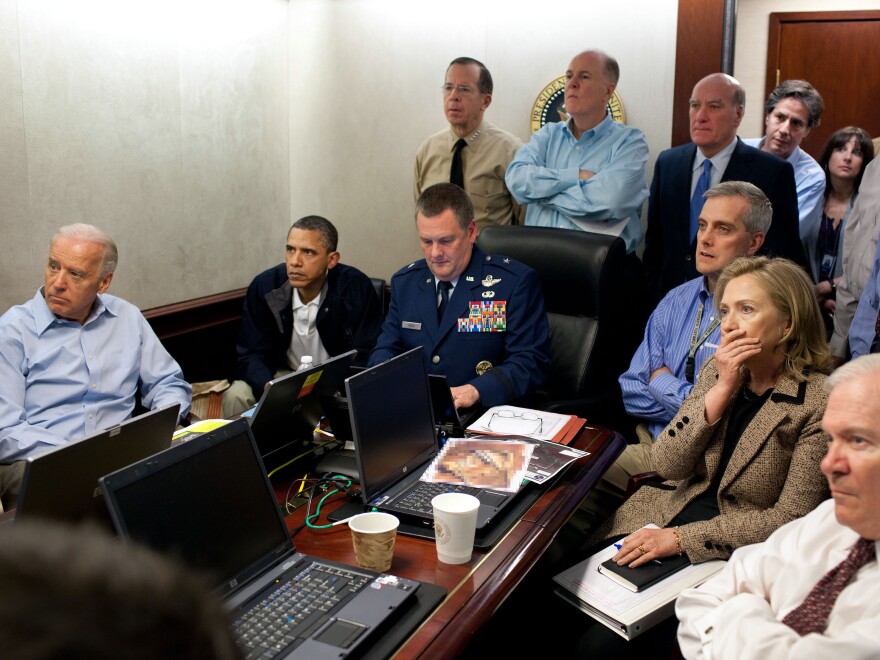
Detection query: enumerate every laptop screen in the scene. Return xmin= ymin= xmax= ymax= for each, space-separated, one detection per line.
xmin=101 ymin=419 xmax=293 ymax=597
xmin=250 ymin=349 xmax=357 ymax=462
xmin=346 ymin=347 xmax=437 ymax=504
xmin=17 ymin=403 xmax=180 ymax=527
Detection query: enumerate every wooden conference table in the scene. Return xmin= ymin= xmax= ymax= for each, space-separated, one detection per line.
xmin=283 ymin=424 xmax=625 ymax=659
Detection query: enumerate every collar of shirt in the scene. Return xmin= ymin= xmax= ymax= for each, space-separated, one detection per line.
xmin=433 ymin=275 xmax=460 ymax=303
xmin=699 ymin=276 xmax=714 ymax=305
xmin=447 ymin=120 xmax=487 ymax=153
xmin=563 ymin=112 xmax=613 ymax=144
xmin=693 ymin=136 xmax=738 ymax=192
xmin=291 ymin=277 xmax=328 ymax=311
xmin=754 ymin=136 xmax=806 ymax=167
xmin=34 ymin=288 xmax=116 ymax=336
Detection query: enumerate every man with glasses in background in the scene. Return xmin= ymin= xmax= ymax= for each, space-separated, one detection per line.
xmin=414 ymin=57 xmax=523 ymax=232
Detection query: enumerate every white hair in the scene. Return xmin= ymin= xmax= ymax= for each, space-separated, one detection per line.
xmin=53 ymin=224 xmax=118 ymax=276
xmin=826 ymin=355 xmax=880 ymax=393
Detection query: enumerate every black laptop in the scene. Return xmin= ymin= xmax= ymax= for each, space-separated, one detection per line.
xmin=248 ymin=350 xmax=356 ymax=468
xmin=345 ymin=347 xmax=518 ymax=531
xmin=100 ymin=418 xmax=431 ymax=660
xmin=15 ymin=403 xmax=180 ymax=528
xmin=428 ymin=374 xmax=480 ymax=437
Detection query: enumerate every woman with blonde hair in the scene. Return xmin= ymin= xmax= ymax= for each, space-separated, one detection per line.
xmin=594 ymin=256 xmax=831 ymax=566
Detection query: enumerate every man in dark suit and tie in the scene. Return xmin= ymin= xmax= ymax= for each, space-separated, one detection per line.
xmin=643 ymin=73 xmax=806 ymax=302
xmin=369 ymin=183 xmax=550 ymax=409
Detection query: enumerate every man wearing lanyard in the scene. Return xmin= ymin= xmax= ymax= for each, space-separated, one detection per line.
xmin=604 ymin=181 xmax=771 ymax=495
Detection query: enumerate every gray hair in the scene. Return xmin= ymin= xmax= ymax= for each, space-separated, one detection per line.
xmin=765 ymin=80 xmax=824 ymax=128
xmin=577 ymin=49 xmax=619 ymax=85
xmin=703 ymin=181 xmax=772 ymax=235
xmin=53 ymin=224 xmax=118 ymax=276
xmin=827 ymin=355 xmax=880 ymax=393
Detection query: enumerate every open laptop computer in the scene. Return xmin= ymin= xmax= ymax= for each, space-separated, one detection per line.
xmin=344 ymin=347 xmax=519 ymax=532
xmin=248 ymin=350 xmax=356 ymax=469
xmin=428 ymin=374 xmax=480 ymax=437
xmin=100 ymin=418 xmax=436 ymax=660
xmin=15 ymin=403 xmax=180 ymax=528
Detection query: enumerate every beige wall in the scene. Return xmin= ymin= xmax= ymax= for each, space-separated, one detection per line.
xmin=6 ymin=0 xmax=875 ymax=313
xmin=735 ymin=0 xmax=880 ymax=138
xmin=0 ymin=0 xmax=289 ymax=313
xmin=289 ymin=0 xmax=679 ymax=279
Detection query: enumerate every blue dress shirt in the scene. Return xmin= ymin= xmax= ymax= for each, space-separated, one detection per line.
xmin=619 ymin=277 xmax=720 ymax=438
xmin=505 ymin=114 xmax=649 ymax=253
xmin=0 ymin=290 xmax=191 ymax=461
xmin=744 ymin=138 xmax=825 ymax=224
xmin=849 ymin=240 xmax=880 ymax=359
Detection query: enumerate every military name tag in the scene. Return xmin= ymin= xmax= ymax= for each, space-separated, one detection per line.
xmin=402 ymin=321 xmax=422 ymax=330
xmin=457 ymin=300 xmax=507 ymax=332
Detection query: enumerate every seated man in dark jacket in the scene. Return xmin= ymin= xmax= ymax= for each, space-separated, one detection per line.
xmin=222 ymin=216 xmax=382 ymax=416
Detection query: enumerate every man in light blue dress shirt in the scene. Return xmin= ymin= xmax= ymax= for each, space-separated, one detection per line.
xmin=743 ymin=80 xmax=825 ymax=224
xmin=505 ymin=50 xmax=649 ymax=254
xmin=0 ymin=224 xmax=191 ymax=509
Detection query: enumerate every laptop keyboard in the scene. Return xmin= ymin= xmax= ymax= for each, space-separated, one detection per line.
xmin=394 ymin=481 xmax=477 ymax=516
xmin=233 ymin=561 xmax=372 ymax=658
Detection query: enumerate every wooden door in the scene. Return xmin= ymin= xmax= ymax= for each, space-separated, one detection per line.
xmin=766 ymin=11 xmax=880 ymax=160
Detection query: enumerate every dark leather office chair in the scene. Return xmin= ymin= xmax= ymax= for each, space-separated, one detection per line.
xmin=476 ymin=226 xmax=646 ymax=428
xmin=370 ymin=277 xmax=387 ymax=318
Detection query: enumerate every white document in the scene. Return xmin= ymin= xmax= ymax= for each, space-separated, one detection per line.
xmin=467 ymin=405 xmax=571 ymax=442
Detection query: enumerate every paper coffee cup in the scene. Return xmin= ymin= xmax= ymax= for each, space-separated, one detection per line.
xmin=348 ymin=512 xmax=399 ymax=572
xmin=431 ymin=493 xmax=480 ymax=564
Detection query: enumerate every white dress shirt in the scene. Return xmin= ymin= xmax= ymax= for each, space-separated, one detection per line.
xmin=286 ymin=281 xmax=330 ymax=370
xmin=677 ymin=499 xmax=880 ymax=660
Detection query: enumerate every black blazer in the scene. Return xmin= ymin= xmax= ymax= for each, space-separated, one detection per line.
xmin=643 ymin=139 xmax=807 ymax=302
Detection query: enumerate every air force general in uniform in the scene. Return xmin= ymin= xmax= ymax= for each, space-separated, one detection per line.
xmin=369 ymin=183 xmax=550 ymax=409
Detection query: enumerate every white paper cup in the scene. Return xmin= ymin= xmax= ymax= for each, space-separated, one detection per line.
xmin=348 ymin=512 xmax=399 ymax=572
xmin=431 ymin=493 xmax=480 ymax=564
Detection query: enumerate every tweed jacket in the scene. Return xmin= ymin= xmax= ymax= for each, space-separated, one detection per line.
xmin=594 ymin=360 xmax=829 ymax=563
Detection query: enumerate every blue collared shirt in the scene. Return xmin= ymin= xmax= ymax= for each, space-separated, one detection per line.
xmin=0 ymin=289 xmax=191 ymax=461
xmin=505 ymin=114 xmax=649 ymax=253
xmin=619 ymin=276 xmax=721 ymax=438
xmin=744 ymin=137 xmax=825 ymax=224
xmin=849 ymin=240 xmax=880 ymax=359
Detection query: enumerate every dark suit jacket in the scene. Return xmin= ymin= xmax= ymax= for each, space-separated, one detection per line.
xmin=235 ymin=263 xmax=382 ymax=394
xmin=368 ymin=245 xmax=550 ymax=408
xmin=643 ymin=139 xmax=807 ymax=302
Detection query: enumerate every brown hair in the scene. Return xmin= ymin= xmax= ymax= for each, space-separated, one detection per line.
xmin=715 ymin=256 xmax=832 ymax=380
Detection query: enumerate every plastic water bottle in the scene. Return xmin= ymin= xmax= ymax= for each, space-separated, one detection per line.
xmin=297 ymin=355 xmax=313 ymax=372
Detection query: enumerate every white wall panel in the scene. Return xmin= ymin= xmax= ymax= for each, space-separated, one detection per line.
xmin=288 ymin=0 xmax=679 ymax=279
xmin=1 ymin=0 xmax=289 ymax=312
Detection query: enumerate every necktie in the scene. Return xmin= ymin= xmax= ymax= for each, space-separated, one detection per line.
xmin=450 ymin=139 xmax=467 ymax=190
xmin=437 ymin=280 xmax=453 ymax=322
xmin=782 ymin=537 xmax=876 ymax=635
xmin=690 ymin=159 xmax=712 ymax=241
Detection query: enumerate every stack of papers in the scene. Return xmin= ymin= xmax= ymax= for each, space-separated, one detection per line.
xmin=553 ymin=531 xmax=725 ymax=640
xmin=466 ymin=405 xmax=586 ymax=446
